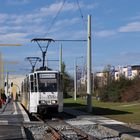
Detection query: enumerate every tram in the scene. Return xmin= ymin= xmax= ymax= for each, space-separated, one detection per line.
xmin=21 ymin=70 xmax=63 ymax=114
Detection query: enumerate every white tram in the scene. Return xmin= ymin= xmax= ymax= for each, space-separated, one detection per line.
xmin=21 ymin=70 xmax=63 ymax=114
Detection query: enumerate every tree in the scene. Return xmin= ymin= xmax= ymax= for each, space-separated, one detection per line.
xmin=61 ymin=62 xmax=74 ymax=98
xmin=100 ymin=76 xmax=133 ymax=102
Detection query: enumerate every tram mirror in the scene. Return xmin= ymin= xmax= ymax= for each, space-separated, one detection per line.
xmin=11 ymin=82 xmax=13 ymax=87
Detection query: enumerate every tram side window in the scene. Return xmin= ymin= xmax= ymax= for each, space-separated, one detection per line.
xmin=21 ymin=82 xmax=23 ymax=92
xmin=34 ymin=74 xmax=37 ymax=92
xmin=27 ymin=77 xmax=29 ymax=92
xmin=31 ymin=82 xmax=34 ymax=92
xmin=30 ymin=75 xmax=34 ymax=92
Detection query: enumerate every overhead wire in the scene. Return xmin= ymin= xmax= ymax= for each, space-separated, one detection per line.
xmin=75 ymin=0 xmax=87 ymax=30
xmin=43 ymin=0 xmax=87 ymax=39
xmin=44 ymin=0 xmax=66 ymax=37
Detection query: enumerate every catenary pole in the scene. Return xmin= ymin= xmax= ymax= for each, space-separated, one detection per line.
xmin=59 ymin=44 xmax=62 ymax=72
xmin=87 ymin=15 xmax=92 ymax=113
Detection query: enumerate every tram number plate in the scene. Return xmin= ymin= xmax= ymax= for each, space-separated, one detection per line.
xmin=39 ymin=73 xmax=56 ymax=79
xmin=47 ymin=95 xmax=57 ymax=99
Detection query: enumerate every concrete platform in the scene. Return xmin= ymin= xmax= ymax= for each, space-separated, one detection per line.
xmin=0 ymin=101 xmax=30 ymax=124
xmin=0 ymin=101 xmax=30 ymax=139
xmin=0 ymin=125 xmax=27 ymax=140
xmin=99 ymin=124 xmax=140 ymax=140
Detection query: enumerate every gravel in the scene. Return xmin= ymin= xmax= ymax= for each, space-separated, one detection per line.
xmin=73 ymin=124 xmax=121 ymax=140
xmin=24 ymin=120 xmax=122 ymax=140
xmin=24 ymin=124 xmax=49 ymax=140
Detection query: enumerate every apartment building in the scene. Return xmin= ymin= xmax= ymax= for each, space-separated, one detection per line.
xmin=96 ymin=65 xmax=140 ymax=87
xmin=115 ymin=65 xmax=140 ymax=80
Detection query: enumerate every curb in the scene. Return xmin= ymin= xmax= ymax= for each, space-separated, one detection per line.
xmin=98 ymin=124 xmax=140 ymax=140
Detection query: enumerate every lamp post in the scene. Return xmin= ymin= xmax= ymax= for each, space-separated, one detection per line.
xmin=74 ymin=56 xmax=83 ymax=101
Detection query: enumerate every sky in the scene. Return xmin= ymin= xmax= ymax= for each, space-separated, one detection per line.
xmin=0 ymin=0 xmax=140 ymax=76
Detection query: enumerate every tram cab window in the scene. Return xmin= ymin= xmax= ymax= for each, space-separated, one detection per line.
xmin=38 ymin=73 xmax=57 ymax=92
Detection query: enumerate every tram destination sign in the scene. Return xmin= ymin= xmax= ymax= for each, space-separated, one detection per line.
xmin=39 ymin=73 xmax=56 ymax=79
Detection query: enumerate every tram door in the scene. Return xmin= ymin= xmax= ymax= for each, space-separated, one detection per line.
xmin=29 ymin=74 xmax=38 ymax=113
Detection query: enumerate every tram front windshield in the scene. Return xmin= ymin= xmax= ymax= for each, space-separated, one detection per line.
xmin=38 ymin=73 xmax=57 ymax=92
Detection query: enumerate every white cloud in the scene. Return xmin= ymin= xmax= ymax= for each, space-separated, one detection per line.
xmin=118 ymin=22 xmax=140 ymax=32
xmin=0 ymin=13 xmax=8 ymax=23
xmin=43 ymin=17 xmax=82 ymax=37
xmin=0 ymin=1 xmax=95 ymax=44
xmin=40 ymin=1 xmax=78 ymax=14
xmin=55 ymin=17 xmax=79 ymax=27
xmin=0 ymin=33 xmax=28 ymax=43
xmin=95 ymin=30 xmax=116 ymax=38
xmin=130 ymin=13 xmax=140 ymax=20
xmin=0 ymin=1 xmax=82 ymax=26
xmin=48 ymin=29 xmax=87 ymax=40
xmin=7 ymin=0 xmax=31 ymax=5
xmin=86 ymin=2 xmax=99 ymax=10
xmin=39 ymin=1 xmax=96 ymax=17
xmin=71 ymin=30 xmax=87 ymax=39
xmin=94 ymin=21 xmax=140 ymax=38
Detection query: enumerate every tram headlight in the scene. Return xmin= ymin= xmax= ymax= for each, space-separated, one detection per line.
xmin=39 ymin=100 xmax=46 ymax=104
xmin=51 ymin=100 xmax=57 ymax=104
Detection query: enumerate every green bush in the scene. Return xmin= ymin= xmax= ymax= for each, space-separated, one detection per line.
xmin=100 ymin=77 xmax=133 ymax=102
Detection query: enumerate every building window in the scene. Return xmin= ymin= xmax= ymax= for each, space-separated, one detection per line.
xmin=123 ymin=72 xmax=125 ymax=76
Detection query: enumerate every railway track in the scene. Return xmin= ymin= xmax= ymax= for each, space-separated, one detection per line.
xmin=44 ymin=119 xmax=97 ymax=140
xmin=24 ymin=112 xmax=127 ymax=140
xmin=26 ymin=113 xmax=99 ymax=140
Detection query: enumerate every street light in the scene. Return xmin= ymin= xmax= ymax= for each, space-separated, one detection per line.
xmin=74 ymin=56 xmax=84 ymax=101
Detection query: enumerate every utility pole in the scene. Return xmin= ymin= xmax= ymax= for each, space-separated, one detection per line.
xmin=87 ymin=15 xmax=92 ymax=113
xmin=74 ymin=60 xmax=77 ymax=100
xmin=74 ymin=56 xmax=83 ymax=101
xmin=59 ymin=44 xmax=62 ymax=72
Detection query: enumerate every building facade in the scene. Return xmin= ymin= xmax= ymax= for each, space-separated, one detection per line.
xmin=96 ymin=65 xmax=140 ymax=87
xmin=5 ymin=75 xmax=25 ymax=100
